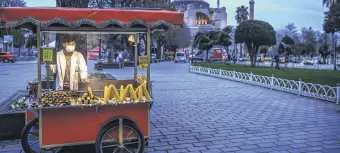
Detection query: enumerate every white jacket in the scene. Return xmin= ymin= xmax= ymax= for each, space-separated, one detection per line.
xmin=54 ymin=50 xmax=88 ymax=91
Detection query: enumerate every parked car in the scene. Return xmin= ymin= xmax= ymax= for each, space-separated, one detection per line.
xmin=291 ymin=59 xmax=300 ymax=63
xmin=175 ymin=52 xmax=187 ymax=63
xmin=0 ymin=52 xmax=16 ymax=63
xmin=190 ymin=51 xmax=203 ymax=61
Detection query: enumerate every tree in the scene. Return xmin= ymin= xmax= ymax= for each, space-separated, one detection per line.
xmin=171 ymin=24 xmax=191 ymax=49
xmin=301 ymin=27 xmax=317 ymax=57
xmin=323 ymin=3 xmax=340 ymax=70
xmin=216 ymin=26 xmax=232 ymax=51
xmin=280 ymin=35 xmax=295 ymax=59
xmin=284 ymin=23 xmax=300 ymax=43
xmin=294 ymin=43 xmax=308 ymax=60
xmin=259 ymin=46 xmax=269 ymax=58
xmin=197 ymin=31 xmax=217 ymax=61
xmin=89 ymin=0 xmax=175 ymax=10
xmin=235 ymin=5 xmax=249 ymax=58
xmin=323 ymin=0 xmax=340 ymax=7
xmin=235 ymin=20 xmax=276 ymax=67
xmin=56 ymin=0 xmax=89 ymax=8
xmin=0 ymin=0 xmax=26 ymax=7
xmin=319 ymin=44 xmax=330 ymax=63
xmin=9 ymin=29 xmax=25 ymax=55
xmin=193 ymin=29 xmax=232 ymax=61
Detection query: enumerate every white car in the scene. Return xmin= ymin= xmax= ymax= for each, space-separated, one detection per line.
xmin=175 ymin=52 xmax=187 ymax=63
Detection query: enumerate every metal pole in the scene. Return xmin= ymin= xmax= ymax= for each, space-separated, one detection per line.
xmin=99 ymin=37 xmax=102 ymax=62
xmin=11 ymin=40 xmax=13 ymax=52
xmin=134 ymin=34 xmax=138 ymax=80
xmin=37 ymin=25 xmax=42 ymax=103
xmin=147 ymin=29 xmax=151 ymax=92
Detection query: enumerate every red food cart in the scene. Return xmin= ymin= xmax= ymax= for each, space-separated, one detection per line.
xmin=0 ymin=7 xmax=183 ymax=153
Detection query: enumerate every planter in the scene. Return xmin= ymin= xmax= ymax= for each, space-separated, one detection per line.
xmin=0 ymin=90 xmax=27 ymax=140
xmin=95 ymin=62 xmax=134 ymax=69
xmin=89 ymin=73 xmax=116 ymax=80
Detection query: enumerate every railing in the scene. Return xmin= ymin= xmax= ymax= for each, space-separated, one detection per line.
xmin=239 ymin=61 xmax=339 ymax=70
xmin=190 ymin=66 xmax=340 ymax=103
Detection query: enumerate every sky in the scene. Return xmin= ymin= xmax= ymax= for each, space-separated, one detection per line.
xmin=25 ymin=0 xmax=328 ymax=32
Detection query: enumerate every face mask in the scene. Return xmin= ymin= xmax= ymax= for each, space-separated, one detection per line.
xmin=65 ymin=46 xmax=75 ymax=52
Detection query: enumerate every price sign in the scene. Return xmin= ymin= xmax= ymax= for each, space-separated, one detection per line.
xmin=138 ymin=56 xmax=148 ymax=69
xmin=41 ymin=48 xmax=54 ymax=64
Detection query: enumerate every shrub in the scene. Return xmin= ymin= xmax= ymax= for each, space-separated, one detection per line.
xmin=303 ymin=61 xmax=313 ymax=65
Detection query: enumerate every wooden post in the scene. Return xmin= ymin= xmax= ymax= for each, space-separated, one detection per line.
xmin=37 ymin=25 xmax=42 ymax=103
xmin=147 ymin=29 xmax=151 ymax=92
xmin=134 ymin=34 xmax=138 ymax=80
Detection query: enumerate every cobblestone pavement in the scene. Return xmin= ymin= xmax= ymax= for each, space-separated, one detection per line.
xmin=1 ymin=62 xmax=340 ymax=153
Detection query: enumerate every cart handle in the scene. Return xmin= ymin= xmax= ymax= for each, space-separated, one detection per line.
xmin=101 ymin=116 xmax=137 ymax=127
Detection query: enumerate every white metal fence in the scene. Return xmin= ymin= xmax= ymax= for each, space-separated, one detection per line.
xmin=238 ymin=61 xmax=339 ymax=70
xmin=190 ymin=66 xmax=340 ymax=103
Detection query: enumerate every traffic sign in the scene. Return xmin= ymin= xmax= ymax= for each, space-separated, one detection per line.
xmin=138 ymin=56 xmax=148 ymax=70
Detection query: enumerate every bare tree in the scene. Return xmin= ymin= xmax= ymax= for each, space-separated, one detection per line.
xmin=0 ymin=0 xmax=26 ymax=7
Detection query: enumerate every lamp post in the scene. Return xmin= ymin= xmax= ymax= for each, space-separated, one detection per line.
xmin=97 ymin=36 xmax=103 ymax=70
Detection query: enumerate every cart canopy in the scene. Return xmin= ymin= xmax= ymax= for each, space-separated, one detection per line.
xmin=0 ymin=7 xmax=184 ymax=30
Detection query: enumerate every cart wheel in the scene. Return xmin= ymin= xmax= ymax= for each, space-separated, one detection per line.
xmin=21 ymin=118 xmax=63 ymax=153
xmin=96 ymin=121 xmax=144 ymax=153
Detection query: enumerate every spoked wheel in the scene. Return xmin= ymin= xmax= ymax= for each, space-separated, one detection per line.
xmin=96 ymin=121 xmax=144 ymax=153
xmin=21 ymin=118 xmax=63 ymax=153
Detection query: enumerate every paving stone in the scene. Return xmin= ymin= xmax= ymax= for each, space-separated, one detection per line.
xmin=187 ymin=146 xmax=207 ymax=152
xmin=173 ymin=144 xmax=193 ymax=149
xmin=235 ymin=150 xmax=257 ymax=153
xmin=166 ymin=149 xmax=188 ymax=153
xmin=201 ymin=149 xmax=223 ymax=153
xmin=239 ymin=144 xmax=259 ymax=150
xmin=206 ymin=144 xmax=225 ymax=149
xmin=193 ymin=142 xmax=213 ymax=147
xmin=254 ymin=147 xmax=274 ymax=153
xmin=289 ymin=143 xmax=309 ymax=149
xmin=154 ymin=145 xmax=174 ymax=151
xmin=272 ymin=145 xmax=292 ymax=151
xmin=322 ymin=144 xmax=340 ymax=149
xmin=1 ymin=62 xmax=340 ymax=153
xmin=221 ymin=147 xmax=241 ymax=152
xmin=257 ymin=142 xmax=276 ymax=148
xmin=274 ymin=141 xmax=292 ymax=146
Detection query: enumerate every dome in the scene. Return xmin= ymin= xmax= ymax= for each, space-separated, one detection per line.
xmin=172 ymin=0 xmax=210 ymax=9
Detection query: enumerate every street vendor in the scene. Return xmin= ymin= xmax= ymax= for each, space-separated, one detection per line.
xmin=54 ymin=36 xmax=89 ymax=91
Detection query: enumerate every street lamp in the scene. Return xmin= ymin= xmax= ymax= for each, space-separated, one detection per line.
xmin=97 ymin=35 xmax=103 ymax=70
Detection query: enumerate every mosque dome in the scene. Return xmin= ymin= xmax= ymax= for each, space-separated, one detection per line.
xmin=172 ymin=0 xmax=210 ymax=9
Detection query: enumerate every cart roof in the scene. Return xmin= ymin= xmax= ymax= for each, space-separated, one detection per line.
xmin=0 ymin=7 xmax=184 ymax=30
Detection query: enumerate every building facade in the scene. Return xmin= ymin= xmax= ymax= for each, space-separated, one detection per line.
xmin=172 ymin=0 xmax=228 ymax=38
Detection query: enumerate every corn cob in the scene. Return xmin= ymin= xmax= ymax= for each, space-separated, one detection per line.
xmin=142 ymin=83 xmax=151 ymax=100
xmin=120 ymin=85 xmax=130 ymax=101
xmin=88 ymin=87 xmax=93 ymax=99
xmin=128 ymin=84 xmax=138 ymax=101
xmin=103 ymin=85 xmax=111 ymax=102
xmin=120 ymin=85 xmax=124 ymax=100
xmin=138 ymin=85 xmax=143 ymax=101
xmin=135 ymin=86 xmax=139 ymax=99
xmin=110 ymin=85 xmax=120 ymax=100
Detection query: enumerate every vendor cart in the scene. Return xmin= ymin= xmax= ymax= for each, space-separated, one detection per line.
xmin=0 ymin=7 xmax=183 ymax=153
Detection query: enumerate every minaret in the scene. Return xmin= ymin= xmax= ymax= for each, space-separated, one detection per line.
xmin=217 ymin=0 xmax=220 ymax=8
xmin=249 ymin=0 xmax=255 ymax=20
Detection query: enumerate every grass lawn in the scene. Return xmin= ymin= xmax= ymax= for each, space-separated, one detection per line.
xmin=192 ymin=62 xmax=340 ymax=87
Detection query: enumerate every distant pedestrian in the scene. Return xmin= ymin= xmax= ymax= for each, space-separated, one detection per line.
xmin=274 ymin=53 xmax=280 ymax=70
xmin=118 ymin=50 xmax=125 ymax=69
xmin=114 ymin=52 xmax=118 ymax=62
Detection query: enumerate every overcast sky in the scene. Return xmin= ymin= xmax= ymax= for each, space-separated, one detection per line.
xmin=25 ymin=0 xmax=327 ymax=32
